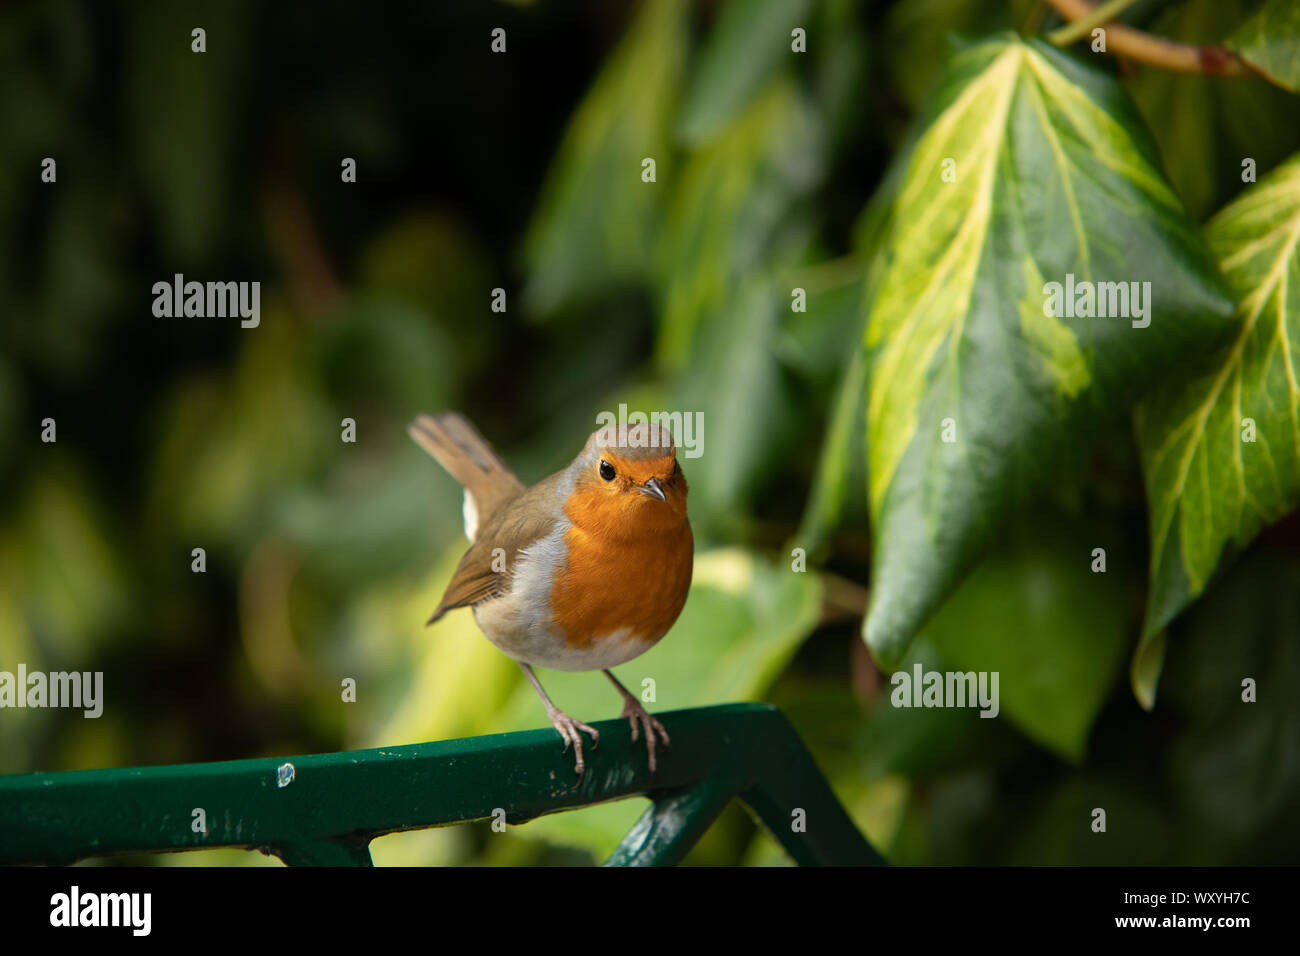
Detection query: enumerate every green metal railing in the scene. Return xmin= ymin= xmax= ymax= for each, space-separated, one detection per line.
xmin=0 ymin=702 xmax=886 ymax=866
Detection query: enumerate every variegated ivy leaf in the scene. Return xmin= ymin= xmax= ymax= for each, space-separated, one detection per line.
xmin=863 ymin=35 xmax=1234 ymax=668
xmin=1136 ymin=153 xmax=1300 ymax=649
xmin=1227 ymin=0 xmax=1300 ymax=94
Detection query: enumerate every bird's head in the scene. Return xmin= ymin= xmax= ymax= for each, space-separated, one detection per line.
xmin=567 ymin=422 xmax=689 ymax=534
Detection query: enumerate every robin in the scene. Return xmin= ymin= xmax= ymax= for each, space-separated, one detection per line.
xmin=408 ymin=412 xmax=693 ymax=777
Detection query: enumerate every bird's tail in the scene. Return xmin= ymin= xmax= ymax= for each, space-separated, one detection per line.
xmin=408 ymin=412 xmax=524 ymax=539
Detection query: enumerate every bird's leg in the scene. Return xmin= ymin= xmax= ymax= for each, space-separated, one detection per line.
xmin=603 ymin=669 xmax=671 ymax=773
xmin=520 ymin=663 xmax=599 ymax=779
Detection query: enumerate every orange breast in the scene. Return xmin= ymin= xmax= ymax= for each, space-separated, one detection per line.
xmin=550 ymin=502 xmax=693 ymax=649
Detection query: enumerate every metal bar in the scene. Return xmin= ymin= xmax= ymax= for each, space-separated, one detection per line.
xmin=604 ymin=777 xmax=738 ymax=866
xmin=0 ymin=703 xmax=885 ymax=866
xmin=739 ymin=734 xmax=889 ymax=866
xmin=270 ymin=839 xmax=374 ymax=867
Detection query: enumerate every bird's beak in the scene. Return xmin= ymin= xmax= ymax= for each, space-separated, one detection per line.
xmin=639 ymin=477 xmax=667 ymax=502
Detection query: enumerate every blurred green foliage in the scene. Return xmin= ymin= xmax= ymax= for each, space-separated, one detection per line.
xmin=2 ymin=0 xmax=1299 ymax=866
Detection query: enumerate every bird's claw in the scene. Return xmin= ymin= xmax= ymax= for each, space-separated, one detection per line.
xmin=620 ymin=697 xmax=671 ymax=773
xmin=545 ymin=706 xmax=599 ymax=779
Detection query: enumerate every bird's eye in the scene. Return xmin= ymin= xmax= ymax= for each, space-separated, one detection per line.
xmin=599 ymin=459 xmax=616 ymax=481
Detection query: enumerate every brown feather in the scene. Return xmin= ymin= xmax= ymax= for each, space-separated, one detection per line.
xmin=425 ymin=470 xmax=566 ymax=624
xmin=407 ymin=412 xmax=524 ymax=528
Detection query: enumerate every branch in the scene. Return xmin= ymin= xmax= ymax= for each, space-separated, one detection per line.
xmin=1044 ymin=0 xmax=1249 ymax=76
xmin=1047 ymin=0 xmax=1141 ymax=46
xmin=262 ymin=170 xmax=345 ymax=317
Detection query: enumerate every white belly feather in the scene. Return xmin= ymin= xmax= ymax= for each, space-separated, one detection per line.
xmin=470 ymin=519 xmax=655 ymax=672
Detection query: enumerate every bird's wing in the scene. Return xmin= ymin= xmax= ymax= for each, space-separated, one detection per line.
xmin=426 ymin=470 xmax=567 ymax=624
xmin=408 ymin=412 xmax=526 ymax=532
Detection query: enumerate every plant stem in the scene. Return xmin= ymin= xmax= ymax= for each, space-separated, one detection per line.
xmin=1042 ymin=0 xmax=1248 ymax=76
xmin=1046 ymin=0 xmax=1142 ymax=47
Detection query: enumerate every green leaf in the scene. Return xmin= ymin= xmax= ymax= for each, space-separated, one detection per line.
xmin=796 ymin=129 xmax=917 ymax=558
xmin=776 ymin=257 xmax=869 ymax=387
xmin=810 ymin=0 xmax=871 ymax=151
xmin=1135 ymin=152 xmax=1300 ymax=643
xmin=146 ymin=307 xmax=328 ymax=549
xmin=521 ymin=0 xmax=688 ymax=317
xmin=125 ymin=0 xmax=243 ymax=262
xmin=883 ymin=0 xmax=1040 ymax=113
xmin=655 ymin=78 xmax=826 ymax=367
xmin=363 ymin=541 xmax=523 ymax=750
xmin=1129 ymin=628 xmax=1165 ymax=712
xmin=857 ymin=639 xmax=1023 ymax=780
xmin=11 ymin=466 xmax=133 ymax=661
xmin=796 ymin=341 xmax=868 ymax=559
xmin=1150 ymin=548 xmax=1300 ymax=862
xmin=676 ymin=0 xmax=814 ymax=145
xmin=1001 ymin=775 xmax=1176 ymax=865
xmin=1228 ymin=0 xmax=1300 ymax=93
xmin=1126 ymin=0 xmax=1300 ymax=221
xmin=674 ymin=276 xmax=803 ymax=533
xmin=920 ymin=516 xmax=1131 ymax=762
xmin=862 ymin=35 xmax=1233 ymax=668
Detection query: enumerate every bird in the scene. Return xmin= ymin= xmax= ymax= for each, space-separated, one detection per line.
xmin=408 ymin=412 xmax=693 ymax=778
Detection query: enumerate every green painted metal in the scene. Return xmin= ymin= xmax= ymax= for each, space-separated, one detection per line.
xmin=0 ymin=703 xmax=886 ymax=866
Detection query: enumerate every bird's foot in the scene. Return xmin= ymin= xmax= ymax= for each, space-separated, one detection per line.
xmin=619 ymin=696 xmax=671 ymax=773
xmin=544 ymin=705 xmax=599 ymax=780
